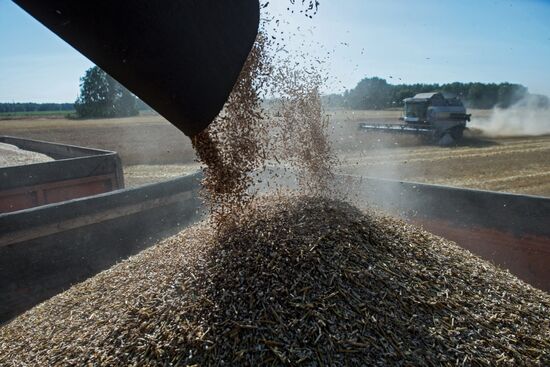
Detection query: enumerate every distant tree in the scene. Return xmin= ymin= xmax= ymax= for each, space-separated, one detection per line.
xmin=321 ymin=93 xmax=346 ymax=108
xmin=136 ymin=98 xmax=154 ymax=112
xmin=75 ymin=66 xmax=138 ymax=118
xmin=466 ymin=83 xmax=500 ymax=109
xmin=347 ymin=77 xmax=392 ymax=110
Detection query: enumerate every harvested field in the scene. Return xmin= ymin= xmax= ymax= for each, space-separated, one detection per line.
xmin=0 ymin=115 xmax=196 ymax=166
xmin=2 ymin=113 xmax=550 ymax=196
xmin=336 ymin=133 xmax=550 ymax=197
xmin=0 ymin=196 xmax=548 ymax=366
xmin=124 ymin=132 xmax=550 ymax=196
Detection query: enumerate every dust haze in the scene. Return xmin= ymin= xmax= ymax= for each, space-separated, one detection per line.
xmin=471 ymin=95 xmax=550 ymax=137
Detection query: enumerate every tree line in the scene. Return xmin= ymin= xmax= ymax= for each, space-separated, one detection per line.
xmin=0 ymin=102 xmax=73 ymax=113
xmin=6 ymin=72 xmax=547 ymax=116
xmin=323 ymin=77 xmax=549 ymax=110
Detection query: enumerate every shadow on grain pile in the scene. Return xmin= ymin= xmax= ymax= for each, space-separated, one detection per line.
xmin=1 ymin=195 xmax=549 ymax=366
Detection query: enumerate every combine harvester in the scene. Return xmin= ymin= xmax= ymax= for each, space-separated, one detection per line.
xmin=359 ymin=92 xmax=471 ymax=145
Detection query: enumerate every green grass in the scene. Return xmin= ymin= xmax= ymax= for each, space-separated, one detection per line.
xmin=0 ymin=110 xmax=75 ymax=118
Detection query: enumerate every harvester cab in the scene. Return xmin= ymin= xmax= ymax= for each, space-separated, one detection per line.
xmin=403 ymin=92 xmax=471 ymax=142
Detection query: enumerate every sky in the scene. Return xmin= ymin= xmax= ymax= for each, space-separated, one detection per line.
xmin=1 ymin=0 xmax=550 ymax=103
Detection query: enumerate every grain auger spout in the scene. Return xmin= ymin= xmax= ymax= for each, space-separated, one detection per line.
xmin=13 ymin=0 xmax=261 ymax=138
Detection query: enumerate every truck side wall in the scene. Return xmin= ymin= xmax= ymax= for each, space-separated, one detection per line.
xmin=0 ymin=173 xmax=203 ymax=323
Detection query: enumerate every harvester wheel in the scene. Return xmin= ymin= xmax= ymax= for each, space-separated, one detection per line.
xmin=438 ymin=133 xmax=455 ymax=146
xmin=450 ymin=126 xmax=464 ymax=140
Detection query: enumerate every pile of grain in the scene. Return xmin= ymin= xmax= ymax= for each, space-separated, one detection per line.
xmin=1 ymin=195 xmax=548 ymax=366
xmin=0 ymin=142 xmax=53 ymax=167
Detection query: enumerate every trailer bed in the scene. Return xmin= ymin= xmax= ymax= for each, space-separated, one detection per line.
xmin=0 ymin=136 xmax=124 ymax=213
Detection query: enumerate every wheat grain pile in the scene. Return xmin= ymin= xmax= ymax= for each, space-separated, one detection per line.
xmin=0 ymin=142 xmax=53 ymax=167
xmin=0 ymin=195 xmax=548 ymax=366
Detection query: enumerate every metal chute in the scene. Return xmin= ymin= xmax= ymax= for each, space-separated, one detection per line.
xmin=14 ymin=0 xmax=260 ymax=137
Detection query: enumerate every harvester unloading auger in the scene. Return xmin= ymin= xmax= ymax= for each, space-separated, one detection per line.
xmin=359 ymin=92 xmax=471 ymax=146
xmin=13 ymin=0 xmax=260 ymax=138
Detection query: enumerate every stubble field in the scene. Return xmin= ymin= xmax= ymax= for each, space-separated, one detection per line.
xmin=2 ymin=110 xmax=549 ymax=197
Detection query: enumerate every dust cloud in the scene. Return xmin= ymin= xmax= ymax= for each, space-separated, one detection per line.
xmin=471 ymin=95 xmax=550 ymax=137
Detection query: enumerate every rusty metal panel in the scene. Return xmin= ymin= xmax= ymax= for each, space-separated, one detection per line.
xmin=0 ymin=190 xmax=38 ymax=213
xmin=42 ymin=175 xmax=114 ymax=203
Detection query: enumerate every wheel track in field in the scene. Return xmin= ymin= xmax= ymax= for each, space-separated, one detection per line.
xmin=336 ymin=135 xmax=550 ymax=197
xmin=411 ymin=170 xmax=550 ymax=196
xmin=338 ymin=136 xmax=550 ymax=167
